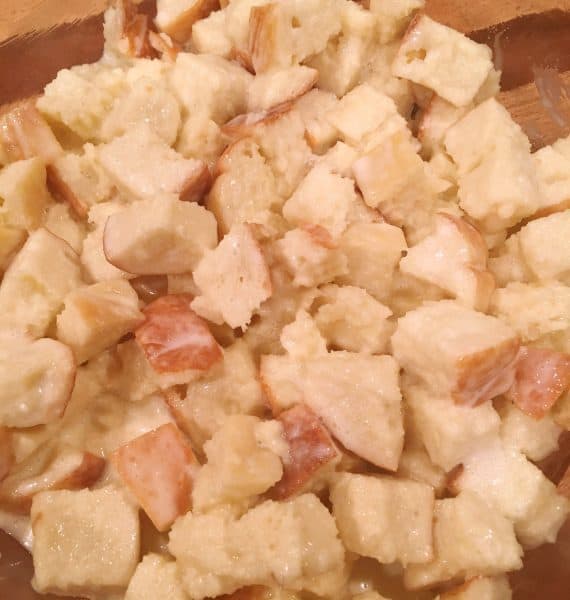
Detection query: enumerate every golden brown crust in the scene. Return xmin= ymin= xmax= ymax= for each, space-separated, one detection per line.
xmin=249 ymin=4 xmax=281 ymax=75
xmin=221 ymin=101 xmax=294 ymax=143
xmin=158 ymin=0 xmax=220 ymax=43
xmin=45 ymin=164 xmax=89 ymax=219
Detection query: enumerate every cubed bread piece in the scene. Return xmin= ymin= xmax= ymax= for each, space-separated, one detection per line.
xmin=505 ymin=346 xmax=570 ymax=418
xmin=275 ymin=226 xmax=348 ymax=288
xmin=103 ymin=195 xmax=217 ymax=275
xmin=396 ymin=446 xmax=446 ymax=495
xmin=369 ymin=0 xmax=424 ymax=43
xmin=248 ymin=66 xmax=319 ymax=112
xmin=404 ymin=382 xmax=500 ymax=471
xmin=170 ymin=52 xmax=252 ymax=123
xmin=0 ymin=228 xmax=82 ymax=337
xmin=498 ymin=399 xmax=562 ymax=462
xmin=314 ymin=284 xmax=393 ymax=353
xmin=191 ymin=8 xmax=232 ymax=55
xmin=403 ymin=491 xmax=522 ymax=590
xmin=488 ymin=235 xmax=531 ymax=288
xmin=207 ymin=138 xmax=282 ymax=234
xmin=165 ymin=340 xmax=264 ymax=448
xmin=532 ymin=143 xmax=570 ymax=217
xmin=262 ymin=352 xmax=404 ymax=471
xmin=294 ymin=89 xmax=339 ymax=154
xmin=517 ymin=210 xmax=570 ymax=283
xmin=418 ymin=96 xmax=469 ymax=158
xmin=125 ymin=553 xmax=186 ymax=600
xmin=43 ymin=204 xmax=86 ymax=254
xmin=169 ymin=493 xmax=344 ymax=599
xmin=283 ymin=165 xmax=359 ymax=239
xmin=156 ymin=0 xmax=219 ymax=43
xmin=57 ymin=279 xmax=144 ymax=364
xmin=400 ymin=214 xmax=495 ymax=311
xmin=393 ymin=15 xmax=493 ymax=106
xmin=444 ymin=99 xmax=541 ymax=232
xmin=437 ymin=576 xmax=512 ymax=600
xmin=0 ymin=225 xmax=26 ymax=272
xmin=0 ymin=158 xmax=52 ymax=230
xmin=31 ymin=487 xmax=139 ymax=596
xmin=135 ymin=294 xmax=222 ymax=375
xmin=451 ymin=437 xmax=570 ymax=549
xmin=101 ymin=77 xmax=181 ymax=146
xmin=192 ymin=415 xmax=283 ymax=512
xmin=191 ymin=224 xmax=272 ymax=329
xmin=0 ymin=443 xmax=104 ymax=511
xmin=337 ymin=222 xmax=407 ymax=302
xmin=37 ymin=63 xmax=126 ymax=141
xmin=249 ymin=0 xmax=342 ymax=74
xmin=331 ymin=473 xmax=434 ymax=566
xmin=98 ymin=124 xmax=210 ymax=203
xmin=112 ymin=423 xmax=198 ymax=531
xmin=392 ymin=301 xmax=520 ymax=406
xmin=317 ymin=141 xmax=359 ymax=178
xmin=176 ymin=114 xmax=225 ymax=168
xmin=271 ymin=404 xmax=339 ymax=499
xmin=490 ymin=282 xmax=570 ymax=342
xmin=280 ymin=310 xmax=328 ymax=359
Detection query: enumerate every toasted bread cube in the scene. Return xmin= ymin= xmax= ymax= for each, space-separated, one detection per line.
xmin=103 ymin=195 xmax=217 ymax=275
xmin=125 ymin=553 xmax=185 ymax=600
xmin=0 ymin=228 xmax=82 ymax=337
xmin=156 ymin=0 xmax=219 ymax=43
xmin=0 ymin=158 xmax=52 ymax=230
xmin=113 ymin=423 xmax=197 ymax=531
xmin=31 ymin=487 xmax=139 ymax=596
xmin=336 ymin=223 xmax=406 ymax=302
xmin=248 ymin=66 xmax=318 ymax=112
xmin=191 ymin=224 xmax=272 ymax=329
xmin=192 ymin=415 xmax=283 ymax=512
xmin=280 ymin=310 xmax=328 ymax=359
xmin=169 ymin=493 xmax=344 ymax=599
xmin=404 ymin=491 xmax=522 ymax=590
xmin=400 ymin=214 xmax=495 ymax=311
xmin=56 ymin=279 xmax=143 ymax=364
xmin=294 ymin=89 xmax=340 ymax=153
xmin=101 ymin=77 xmax=181 ymax=146
xmin=283 ymin=165 xmax=359 ymax=239
xmin=98 ymin=124 xmax=210 ymax=203
xmin=207 ymin=138 xmax=282 ymax=234
xmin=393 ymin=15 xmax=492 ymax=107
xmin=437 ymin=576 xmax=512 ymax=600
xmin=315 ymin=284 xmax=393 ymax=353
xmin=392 ymin=301 xmax=520 ymax=406
xmin=0 ymin=225 xmax=26 ymax=271
xmin=505 ymin=346 xmax=570 ymax=419
xmin=135 ymin=294 xmax=222 ymax=375
xmin=404 ymin=382 xmax=500 ymax=471
xmin=332 ymin=473 xmax=434 ymax=566
xmin=0 ymin=443 xmax=104 ymax=511
xmin=452 ymin=438 xmax=570 ymax=549
xmin=498 ymin=399 xmax=562 ymax=462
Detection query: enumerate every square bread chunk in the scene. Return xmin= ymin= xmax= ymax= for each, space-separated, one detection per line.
xmin=125 ymin=553 xmax=186 ymax=600
xmin=392 ymin=300 xmax=520 ymax=406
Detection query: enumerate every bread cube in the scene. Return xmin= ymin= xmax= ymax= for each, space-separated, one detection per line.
xmin=498 ymin=400 xmax=562 ymax=462
xmin=393 ymin=15 xmax=493 ymax=106
xmin=98 ymin=124 xmax=210 ymax=203
xmin=283 ymin=165 xmax=359 ymax=239
xmin=0 ymin=228 xmax=82 ymax=337
xmin=392 ymin=301 xmax=520 ymax=406
xmin=280 ymin=310 xmax=328 ymax=359
xmin=532 ymin=144 xmax=570 ymax=217
xmin=418 ymin=96 xmax=469 ymax=158
xmin=260 ymin=354 xmax=305 ymax=411
xmin=112 ymin=423 xmax=197 ymax=531
xmin=452 ymin=438 xmax=570 ymax=549
xmin=336 ymin=223 xmax=406 ymax=302
xmin=192 ymin=415 xmax=283 ymax=512
xmin=314 ymin=284 xmax=393 ymax=353
xmin=271 ymin=404 xmax=339 ymax=499
xmin=207 ymin=138 xmax=282 ymax=234
xmin=42 ymin=205 xmax=85 ymax=256
xmin=0 ymin=158 xmax=52 ymax=230
xmin=165 ymin=340 xmax=264 ymax=447
xmin=396 ymin=446 xmax=446 ymax=495
xmin=0 ymin=443 xmax=104 ymax=511
xmin=57 ymin=279 xmax=143 ymax=364
xmin=437 ymin=576 xmax=512 ymax=600
xmin=317 ymin=141 xmax=359 ymax=178
xmin=404 ymin=383 xmax=500 ymax=471
xmin=331 ymin=473 xmax=434 ymax=566
xmin=248 ymin=66 xmax=318 ymax=112
xmin=294 ymin=89 xmax=340 ymax=154
xmin=125 ymin=553 xmax=186 ymax=600
xmin=191 ymin=8 xmax=232 ymax=55
xmin=156 ymin=0 xmax=219 ymax=43
xmin=400 ymin=214 xmax=495 ymax=311
xmin=518 ymin=209 xmax=570 ymax=283
xmin=176 ymin=114 xmax=225 ymax=168
xmin=103 ymin=195 xmax=217 ymax=275
xmin=169 ymin=493 xmax=344 ymax=599
xmin=31 ymin=487 xmax=140 ymax=596
xmin=403 ymin=491 xmax=522 ymax=589
xmin=488 ymin=235 xmax=531 ymax=288
xmin=369 ymin=0 xmax=424 ymax=43
xmin=0 ymin=225 xmax=26 ymax=272
xmin=191 ymin=224 xmax=272 ymax=329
